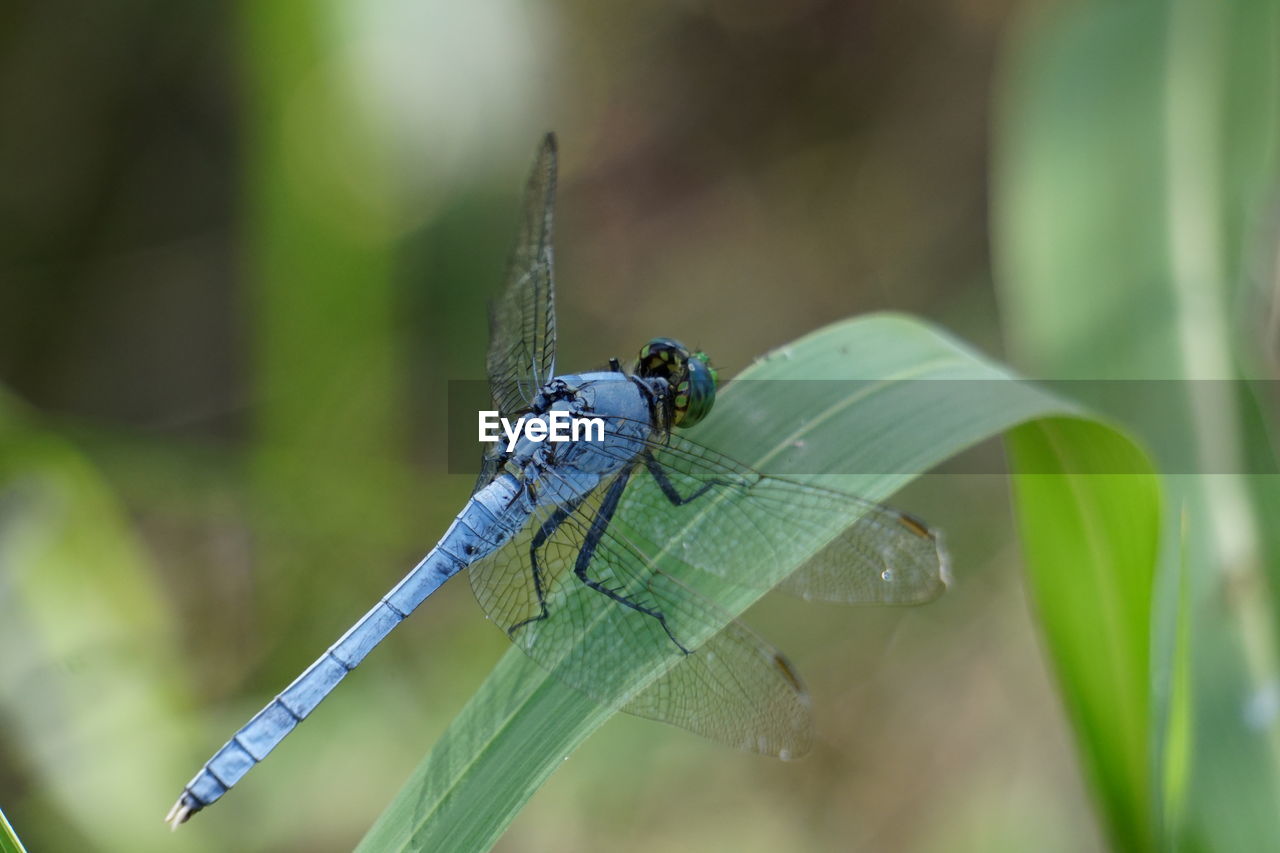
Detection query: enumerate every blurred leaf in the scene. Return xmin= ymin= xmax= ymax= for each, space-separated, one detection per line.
xmin=1008 ymin=418 xmax=1161 ymax=851
xmin=1161 ymin=518 xmax=1194 ymax=843
xmin=0 ymin=397 xmax=207 ymax=852
xmin=240 ymin=0 xmax=411 ymax=644
xmin=994 ymin=0 xmax=1280 ymax=849
xmin=0 ymin=806 xmax=27 ymax=853
xmin=357 ymin=314 xmax=1154 ymax=852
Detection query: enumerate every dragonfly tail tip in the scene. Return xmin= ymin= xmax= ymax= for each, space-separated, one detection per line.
xmin=165 ymin=796 xmax=196 ymax=830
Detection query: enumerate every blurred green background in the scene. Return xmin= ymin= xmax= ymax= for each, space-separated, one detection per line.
xmin=1 ymin=0 xmax=1277 ymax=851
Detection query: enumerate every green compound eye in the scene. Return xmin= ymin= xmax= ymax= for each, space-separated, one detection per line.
xmin=634 ymin=337 xmax=718 ymax=428
xmin=677 ymin=353 xmax=716 ymax=427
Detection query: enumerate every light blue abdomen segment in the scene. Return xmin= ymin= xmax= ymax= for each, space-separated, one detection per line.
xmin=175 ymin=474 xmax=525 ymax=815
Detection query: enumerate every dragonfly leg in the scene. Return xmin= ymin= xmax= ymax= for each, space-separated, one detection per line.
xmin=509 ymin=496 xmax=585 ymax=635
xmin=643 ymin=451 xmax=736 ymax=506
xmin=575 ymin=470 xmax=692 ymax=654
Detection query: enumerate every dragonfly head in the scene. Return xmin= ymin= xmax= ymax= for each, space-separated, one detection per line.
xmin=635 ymin=337 xmax=718 ymax=428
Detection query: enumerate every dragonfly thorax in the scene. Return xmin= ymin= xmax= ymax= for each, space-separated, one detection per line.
xmin=508 ymin=372 xmax=658 ymax=509
xmin=634 ymin=337 xmax=718 ymax=428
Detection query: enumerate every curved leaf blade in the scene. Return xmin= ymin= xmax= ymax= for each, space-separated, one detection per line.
xmin=1008 ymin=418 xmax=1161 ymax=851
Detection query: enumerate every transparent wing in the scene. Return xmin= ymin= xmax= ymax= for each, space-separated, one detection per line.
xmin=622 ymin=616 xmax=812 ymax=758
xmin=469 ymin=465 xmax=813 ymax=757
xmin=475 ymin=134 xmax=560 ymax=494
xmin=486 ymin=133 xmax=558 ymax=421
xmin=590 ymin=420 xmax=950 ymax=604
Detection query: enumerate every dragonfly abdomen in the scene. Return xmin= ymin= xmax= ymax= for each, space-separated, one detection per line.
xmin=167 ymin=475 xmax=527 ymax=827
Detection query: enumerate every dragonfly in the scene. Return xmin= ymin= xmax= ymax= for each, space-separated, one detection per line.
xmin=167 ymin=133 xmax=949 ymax=828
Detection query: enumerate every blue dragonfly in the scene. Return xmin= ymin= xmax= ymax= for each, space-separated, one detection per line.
xmin=167 ymin=133 xmax=949 ymax=827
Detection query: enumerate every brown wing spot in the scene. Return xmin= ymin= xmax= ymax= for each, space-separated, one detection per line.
xmin=772 ymin=653 xmax=805 ymax=693
xmin=898 ymin=513 xmax=931 ymax=539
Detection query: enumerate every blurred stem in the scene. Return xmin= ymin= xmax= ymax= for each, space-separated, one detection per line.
xmin=994 ymin=0 xmax=1280 ymax=845
xmin=239 ymin=2 xmax=408 ymax=633
xmin=1165 ymin=0 xmax=1280 ymax=767
xmin=1159 ymin=511 xmax=1193 ymax=842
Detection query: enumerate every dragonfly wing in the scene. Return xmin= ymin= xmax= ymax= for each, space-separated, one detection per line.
xmin=469 ymin=465 xmax=812 ymax=756
xmin=596 ymin=428 xmax=948 ymax=604
xmin=475 ymin=134 xmax=560 ymax=496
xmin=776 ymin=506 xmax=949 ymax=603
xmin=486 ymin=133 xmax=558 ymax=421
xmin=621 ymin=614 xmax=813 ymax=757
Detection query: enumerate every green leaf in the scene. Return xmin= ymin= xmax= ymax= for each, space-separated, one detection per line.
xmin=1007 ymin=418 xmax=1161 ymax=851
xmin=358 ymin=313 xmax=1156 ymax=852
xmin=0 ymin=806 xmax=29 ymax=853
